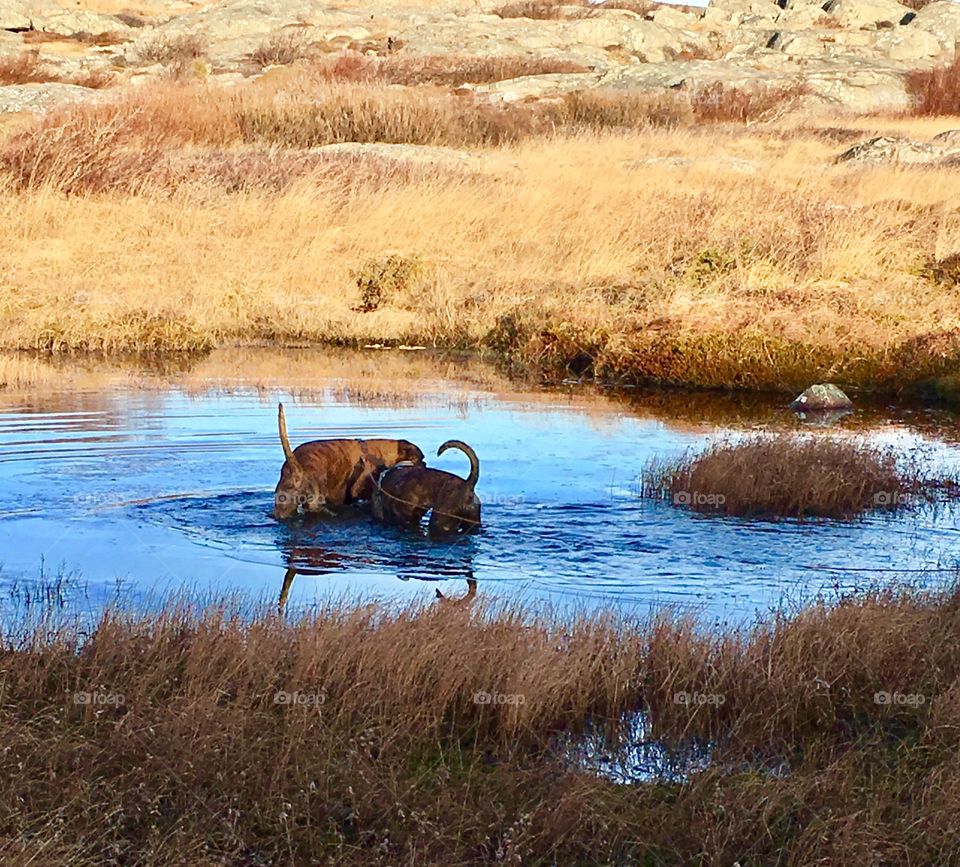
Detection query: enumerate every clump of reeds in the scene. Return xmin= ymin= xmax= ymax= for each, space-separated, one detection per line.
xmin=640 ymin=433 xmax=951 ymax=519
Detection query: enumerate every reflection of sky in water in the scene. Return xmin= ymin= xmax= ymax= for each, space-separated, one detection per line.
xmin=0 ymin=379 xmax=958 ymax=626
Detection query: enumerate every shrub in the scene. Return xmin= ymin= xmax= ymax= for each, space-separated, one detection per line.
xmin=921 ymin=252 xmax=960 ymax=288
xmin=353 ymin=254 xmax=422 ymax=312
xmin=495 ymin=0 xmax=566 ymax=19
xmin=0 ymin=107 xmax=163 ymax=194
xmin=136 ymin=32 xmax=207 ymax=65
xmin=250 ymin=30 xmax=313 ymax=67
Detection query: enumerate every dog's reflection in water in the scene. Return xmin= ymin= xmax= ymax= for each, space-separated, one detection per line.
xmin=277 ymin=543 xmax=477 ymax=615
xmin=434 ymin=578 xmax=477 ymax=606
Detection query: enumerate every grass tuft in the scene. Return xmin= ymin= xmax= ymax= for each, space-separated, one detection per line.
xmin=640 ymin=434 xmax=957 ymax=519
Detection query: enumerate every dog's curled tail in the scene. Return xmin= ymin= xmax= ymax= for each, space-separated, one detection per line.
xmin=437 ymin=440 xmax=479 ymax=488
xmin=278 ymin=403 xmax=298 ymax=465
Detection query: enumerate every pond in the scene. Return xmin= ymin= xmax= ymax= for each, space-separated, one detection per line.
xmin=1 ymin=348 xmax=958 ymax=625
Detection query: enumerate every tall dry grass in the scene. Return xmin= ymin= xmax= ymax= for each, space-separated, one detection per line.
xmin=3 ymin=583 xmax=960 ymax=863
xmin=314 ymin=51 xmax=590 ymax=85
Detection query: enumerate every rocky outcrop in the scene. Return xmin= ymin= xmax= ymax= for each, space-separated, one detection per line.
xmin=837 ymin=134 xmax=960 ymax=165
xmin=0 ymin=0 xmax=957 ymax=117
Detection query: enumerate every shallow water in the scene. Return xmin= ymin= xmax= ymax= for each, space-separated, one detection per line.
xmin=0 ymin=349 xmax=958 ymax=623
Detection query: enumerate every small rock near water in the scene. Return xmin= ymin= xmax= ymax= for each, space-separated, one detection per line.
xmin=790 ymin=383 xmax=854 ymax=412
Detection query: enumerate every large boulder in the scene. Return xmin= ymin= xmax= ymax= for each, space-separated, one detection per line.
xmin=158 ymin=0 xmax=363 ymax=42
xmin=33 ymin=10 xmax=133 ymax=37
xmin=0 ymin=0 xmax=32 ymax=30
xmin=824 ymin=0 xmax=913 ymax=30
xmin=789 ymin=384 xmax=854 ymax=411
xmin=875 ymin=26 xmax=944 ymax=61
xmin=804 ymin=64 xmax=911 ymax=112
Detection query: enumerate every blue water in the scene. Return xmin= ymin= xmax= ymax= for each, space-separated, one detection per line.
xmin=1 ymin=351 xmax=958 ymax=624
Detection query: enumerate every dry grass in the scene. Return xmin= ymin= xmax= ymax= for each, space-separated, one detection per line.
xmin=906 ymin=53 xmax=960 ymax=116
xmin=0 ymin=51 xmax=53 ymax=85
xmin=0 ymin=51 xmax=115 ymax=88
xmin=0 ymin=80 xmax=958 ymax=394
xmin=495 ymin=0 xmax=655 ymax=19
xmin=640 ymin=434 xmax=955 ymax=519
xmin=4 ymin=582 xmax=960 ymax=862
xmin=21 ymin=29 xmax=130 ymax=47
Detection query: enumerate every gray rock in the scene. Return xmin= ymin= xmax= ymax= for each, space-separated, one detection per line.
xmin=826 ymin=0 xmax=912 ymax=30
xmin=35 ymin=10 xmax=132 ymax=37
xmin=790 ymin=383 xmax=854 ymax=411
xmin=908 ymin=1 xmax=960 ymax=53
xmin=0 ymin=82 xmax=108 ymax=114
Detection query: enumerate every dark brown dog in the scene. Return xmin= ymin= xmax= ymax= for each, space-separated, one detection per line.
xmin=273 ymin=403 xmax=424 ymax=519
xmin=372 ymin=440 xmax=481 ymax=539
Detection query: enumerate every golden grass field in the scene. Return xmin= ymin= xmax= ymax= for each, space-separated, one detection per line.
xmin=0 ymin=68 xmax=958 ymax=396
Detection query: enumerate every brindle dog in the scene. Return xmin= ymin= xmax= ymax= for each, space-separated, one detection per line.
xmin=372 ymin=440 xmax=481 ymax=539
xmin=273 ymin=403 xmax=424 ymax=519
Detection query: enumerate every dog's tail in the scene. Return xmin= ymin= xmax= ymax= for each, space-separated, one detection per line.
xmin=437 ymin=440 xmax=479 ymax=488
xmin=278 ymin=403 xmax=298 ymax=465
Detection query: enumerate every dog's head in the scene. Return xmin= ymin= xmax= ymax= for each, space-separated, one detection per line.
xmin=273 ymin=458 xmax=305 ymax=519
xmin=397 ymin=440 xmax=425 ymax=465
